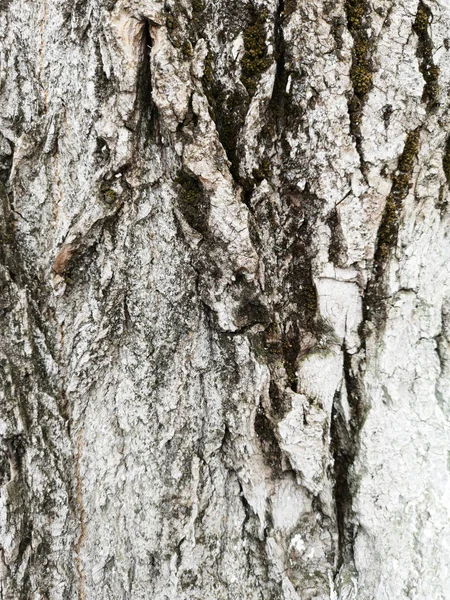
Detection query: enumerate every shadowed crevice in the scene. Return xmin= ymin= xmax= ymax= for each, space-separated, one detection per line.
xmin=136 ymin=18 xmax=159 ymax=137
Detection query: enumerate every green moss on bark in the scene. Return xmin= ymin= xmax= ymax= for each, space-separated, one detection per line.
xmin=241 ymin=8 xmax=271 ymax=97
xmin=252 ymin=158 xmax=272 ymax=182
xmin=413 ymin=1 xmax=440 ymax=108
xmin=345 ymin=0 xmax=373 ymax=97
xmin=190 ymin=0 xmax=206 ymax=35
xmin=202 ymin=49 xmax=248 ymax=179
xmin=344 ymin=0 xmax=373 ymax=164
xmin=375 ymin=129 xmax=421 ymax=269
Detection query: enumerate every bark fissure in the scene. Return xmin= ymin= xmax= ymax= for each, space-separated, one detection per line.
xmin=331 ymin=346 xmax=367 ymax=577
xmin=344 ymin=0 xmax=374 ymax=173
xmin=413 ymin=1 xmax=440 ymax=109
xmin=367 ymin=127 xmax=421 ymax=326
xmin=241 ymin=6 xmax=271 ymax=98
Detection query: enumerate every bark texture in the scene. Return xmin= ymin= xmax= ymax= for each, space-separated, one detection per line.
xmin=1 ymin=0 xmax=450 ymax=598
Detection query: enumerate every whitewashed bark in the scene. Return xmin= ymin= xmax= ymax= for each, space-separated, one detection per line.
xmin=1 ymin=0 xmax=450 ymax=598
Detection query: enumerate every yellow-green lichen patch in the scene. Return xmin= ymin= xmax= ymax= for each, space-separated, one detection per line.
xmin=345 ymin=0 xmax=373 ymax=89
xmin=351 ymin=63 xmax=372 ymax=96
xmin=241 ymin=8 xmax=271 ymax=97
xmin=413 ymin=1 xmax=440 ymax=108
xmin=100 ymin=181 xmax=118 ymax=205
xmin=103 ymin=188 xmax=117 ymax=202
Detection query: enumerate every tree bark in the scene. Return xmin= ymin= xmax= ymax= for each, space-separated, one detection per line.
xmin=1 ymin=0 xmax=450 ymax=598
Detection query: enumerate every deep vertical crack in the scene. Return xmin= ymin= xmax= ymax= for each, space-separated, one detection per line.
xmin=136 ymin=18 xmax=158 ymax=137
xmin=331 ymin=346 xmax=367 ymax=573
xmin=331 ymin=127 xmax=422 ymax=584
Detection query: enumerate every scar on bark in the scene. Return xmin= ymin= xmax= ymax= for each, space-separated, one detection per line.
xmin=52 ymin=244 xmax=74 ymax=275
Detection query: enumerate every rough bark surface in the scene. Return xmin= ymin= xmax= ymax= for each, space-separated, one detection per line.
xmin=1 ymin=0 xmax=450 ymax=598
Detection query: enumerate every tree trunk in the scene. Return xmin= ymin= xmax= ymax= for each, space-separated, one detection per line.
xmin=1 ymin=0 xmax=450 ymax=598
